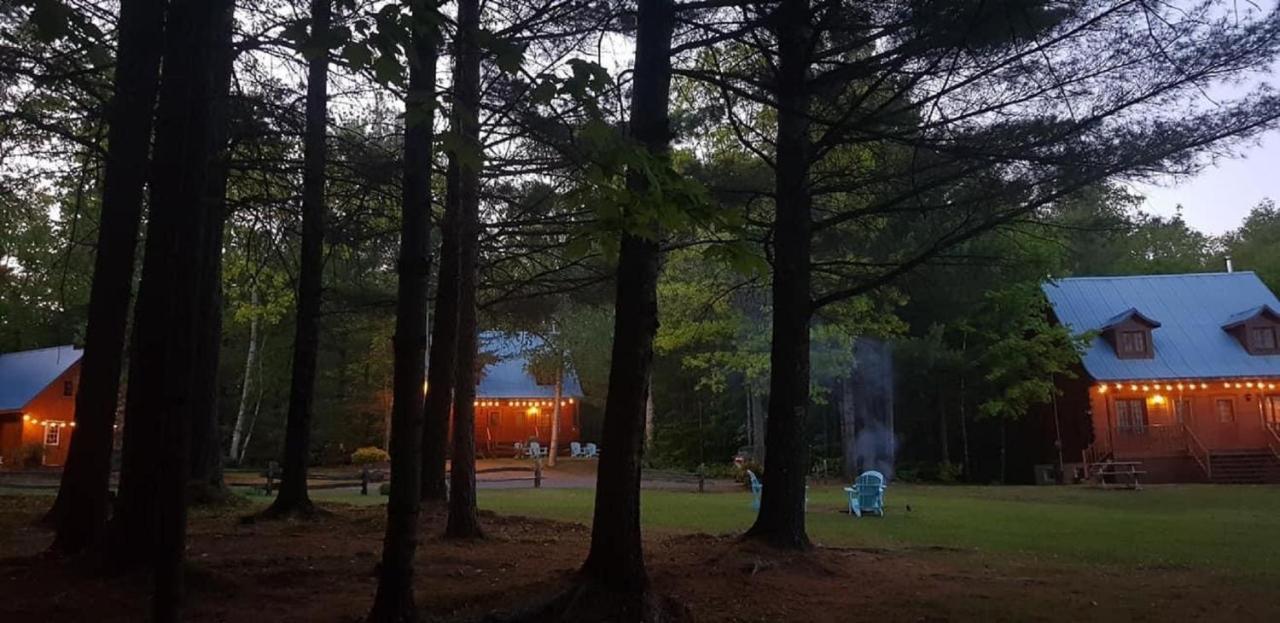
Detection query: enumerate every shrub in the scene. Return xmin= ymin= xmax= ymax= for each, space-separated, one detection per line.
xmin=18 ymin=444 xmax=44 ymax=468
xmin=734 ymin=461 xmax=764 ymax=484
xmin=351 ymin=446 xmax=389 ymax=466
xmin=379 ymin=482 xmax=391 ymax=496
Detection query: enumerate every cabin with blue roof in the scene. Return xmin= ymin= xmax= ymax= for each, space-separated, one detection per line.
xmin=470 ymin=333 xmax=584 ymax=457
xmin=0 ymin=345 xmax=83 ymax=467
xmin=1043 ymin=272 xmax=1280 ymax=483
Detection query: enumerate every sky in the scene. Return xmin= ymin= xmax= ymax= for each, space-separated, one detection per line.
xmin=1135 ymin=131 xmax=1279 ymax=235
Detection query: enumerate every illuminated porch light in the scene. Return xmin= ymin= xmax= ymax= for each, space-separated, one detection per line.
xmin=1151 ymin=394 xmax=1167 ymax=405
xmin=1098 ymin=385 xmax=1108 ymax=394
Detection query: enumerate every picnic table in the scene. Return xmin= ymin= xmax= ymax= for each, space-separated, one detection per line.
xmin=1090 ymin=461 xmax=1146 ymax=490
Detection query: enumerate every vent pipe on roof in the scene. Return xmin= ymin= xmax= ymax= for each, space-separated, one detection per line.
xmin=1226 ymin=256 xmax=1234 ymax=273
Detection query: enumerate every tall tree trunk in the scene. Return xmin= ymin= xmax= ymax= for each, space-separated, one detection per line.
xmin=938 ymin=392 xmax=950 ymax=467
xmin=839 ymin=376 xmax=857 ymax=480
xmin=48 ymin=0 xmax=165 ymax=555
xmin=643 ymin=376 xmax=655 ymax=451
xmin=548 ymin=373 xmax=563 ymax=467
xmin=229 ymin=288 xmax=260 ymax=462
xmin=576 ymin=0 xmax=674 ymax=607
xmin=444 ymin=0 xmax=483 ymax=539
xmin=187 ymin=8 xmax=236 ymax=505
xmin=420 ymin=58 xmax=459 ymax=507
xmin=367 ymin=11 xmax=437 ymax=621
xmin=746 ymin=0 xmax=813 ymax=551
xmin=106 ymin=0 xmax=233 ymax=619
xmin=959 ymin=332 xmax=971 ymax=480
xmin=265 ymin=0 xmax=332 ymax=518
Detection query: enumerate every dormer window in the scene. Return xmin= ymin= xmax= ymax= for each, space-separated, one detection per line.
xmin=1223 ymin=305 xmax=1280 ymax=356
xmin=1252 ymin=326 xmax=1278 ymax=352
xmin=1101 ymin=308 xmax=1160 ymax=360
xmin=1120 ymin=330 xmax=1148 ymax=357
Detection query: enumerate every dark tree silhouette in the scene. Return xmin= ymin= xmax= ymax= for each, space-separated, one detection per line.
xmin=444 ymin=0 xmax=484 ymax=540
xmin=48 ymin=0 xmax=165 ymax=555
xmin=538 ymin=0 xmax=676 ymax=619
xmin=187 ymin=0 xmax=238 ymax=506
xmin=742 ymin=0 xmax=814 ymax=550
xmin=367 ymin=4 xmax=439 ymax=620
xmin=104 ymin=0 xmax=235 ymax=618
xmin=264 ymin=0 xmax=333 ymax=519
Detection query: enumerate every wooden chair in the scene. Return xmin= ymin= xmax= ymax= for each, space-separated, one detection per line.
xmin=570 ymin=441 xmax=585 ymax=458
xmin=583 ymin=443 xmax=599 ymax=458
xmin=845 ymin=470 xmax=886 ymax=517
xmin=747 ymin=470 xmax=763 ymax=511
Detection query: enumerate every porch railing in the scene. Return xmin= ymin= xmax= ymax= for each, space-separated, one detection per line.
xmin=1185 ymin=425 xmax=1212 ymax=480
xmin=1266 ymin=424 xmax=1280 ymax=463
xmin=1111 ymin=424 xmax=1187 ymax=455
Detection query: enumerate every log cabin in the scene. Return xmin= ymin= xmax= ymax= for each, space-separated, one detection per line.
xmin=1043 ymin=272 xmax=1280 ymax=483
xmin=470 ymin=333 xmax=584 ymax=457
xmin=0 ymin=345 xmax=83 ymax=468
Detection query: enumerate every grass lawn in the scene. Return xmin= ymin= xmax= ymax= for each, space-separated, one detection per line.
xmin=311 ymin=483 xmax=1280 ymax=576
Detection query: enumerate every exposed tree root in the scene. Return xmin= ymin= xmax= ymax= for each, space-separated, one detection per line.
xmin=186 ymin=482 xmax=245 ymax=508
xmin=243 ymin=499 xmax=332 ymax=523
xmin=484 ymin=577 xmax=690 ymax=623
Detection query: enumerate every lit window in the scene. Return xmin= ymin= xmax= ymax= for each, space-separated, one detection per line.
xmin=1215 ymin=399 xmax=1236 ymax=424
xmin=44 ymin=425 xmax=61 ymax=446
xmin=1116 ymin=399 xmax=1147 ymax=433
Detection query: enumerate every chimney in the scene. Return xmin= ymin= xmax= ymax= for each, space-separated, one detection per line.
xmin=1226 ymin=256 xmax=1234 ymax=273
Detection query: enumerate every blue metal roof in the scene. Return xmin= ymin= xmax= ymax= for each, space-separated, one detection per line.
xmin=473 ymin=333 xmax=583 ymax=398
xmin=0 ymin=345 xmax=83 ymax=412
xmin=1043 ymin=272 xmax=1280 ymax=381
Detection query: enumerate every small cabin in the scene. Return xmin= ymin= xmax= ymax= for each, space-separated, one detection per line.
xmin=1042 ymin=272 xmax=1280 ymax=483
xmin=0 ymin=345 xmax=83 ymax=468
xmin=470 ymin=333 xmax=584 ymax=457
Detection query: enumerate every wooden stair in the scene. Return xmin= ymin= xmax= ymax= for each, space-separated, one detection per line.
xmin=1208 ymin=450 xmax=1280 ymax=484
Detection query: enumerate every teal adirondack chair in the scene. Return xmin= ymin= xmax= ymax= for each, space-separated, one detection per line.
xmin=747 ymin=470 xmax=763 ymax=510
xmin=845 ymin=470 xmax=886 ymax=517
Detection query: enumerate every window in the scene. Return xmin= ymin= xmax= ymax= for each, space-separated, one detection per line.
xmin=1264 ymin=395 xmax=1280 ymax=429
xmin=1115 ymin=399 xmax=1147 ymax=434
xmin=1215 ymin=399 xmax=1236 ymax=424
xmin=1174 ymin=399 xmax=1193 ymax=426
xmin=63 ymin=380 xmax=73 ymax=396
xmin=1120 ymin=331 xmax=1148 ymax=356
xmin=44 ymin=425 xmax=61 ymax=446
xmin=1250 ymin=327 xmax=1278 ymax=351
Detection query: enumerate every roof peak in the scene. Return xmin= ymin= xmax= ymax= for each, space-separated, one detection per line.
xmin=0 ymin=344 xmax=80 ymax=356
xmin=1052 ymin=271 xmax=1256 ymax=283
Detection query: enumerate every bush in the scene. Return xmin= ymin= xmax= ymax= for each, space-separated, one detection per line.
xmin=734 ymin=461 xmax=764 ymax=485
xmin=937 ymin=461 xmax=964 ymax=484
xmin=379 ymin=482 xmax=391 ymax=496
xmin=18 ymin=444 xmax=44 ymax=468
xmin=351 ymin=446 xmax=389 ymax=466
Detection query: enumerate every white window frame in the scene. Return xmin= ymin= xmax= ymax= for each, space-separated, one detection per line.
xmin=44 ymin=425 xmax=61 ymax=446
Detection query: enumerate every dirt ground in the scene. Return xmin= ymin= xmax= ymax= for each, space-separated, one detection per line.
xmin=1 ymin=495 xmax=1275 ymax=622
